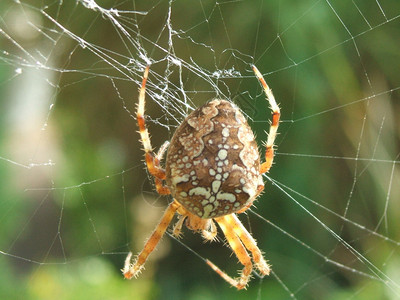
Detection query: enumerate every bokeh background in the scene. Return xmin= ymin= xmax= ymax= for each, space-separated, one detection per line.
xmin=1 ymin=0 xmax=400 ymax=299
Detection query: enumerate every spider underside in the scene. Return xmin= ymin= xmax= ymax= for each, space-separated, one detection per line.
xmin=123 ymin=64 xmax=280 ymax=290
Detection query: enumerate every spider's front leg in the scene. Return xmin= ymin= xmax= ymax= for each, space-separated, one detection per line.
xmin=206 ymin=215 xmax=270 ymax=290
xmin=123 ymin=201 xmax=179 ymax=279
xmin=211 ymin=216 xmax=253 ymax=289
xmin=226 ymin=214 xmax=270 ymax=276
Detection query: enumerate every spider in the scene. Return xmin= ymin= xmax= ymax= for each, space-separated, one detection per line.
xmin=123 ymin=64 xmax=280 ymax=289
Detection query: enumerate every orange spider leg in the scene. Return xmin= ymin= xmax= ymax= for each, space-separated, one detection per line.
xmin=123 ymin=201 xmax=179 ymax=279
xmin=201 ymin=219 xmax=218 ymax=241
xmin=137 ymin=65 xmax=170 ymax=194
xmin=226 ymin=214 xmax=270 ymax=276
xmin=252 ymin=65 xmax=281 ymax=174
xmin=172 ymin=207 xmax=217 ymax=241
xmin=154 ymin=141 xmax=171 ymax=195
xmin=206 ymin=259 xmax=241 ymax=288
xmin=137 ymin=65 xmax=166 ymax=179
xmin=213 ymin=215 xmax=253 ymax=290
xmin=172 ymin=215 xmax=186 ymax=238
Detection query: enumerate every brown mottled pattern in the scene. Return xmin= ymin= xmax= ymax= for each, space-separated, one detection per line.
xmin=165 ymin=99 xmax=264 ymax=219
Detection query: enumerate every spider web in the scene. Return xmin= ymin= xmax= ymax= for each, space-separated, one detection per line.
xmin=1 ymin=0 xmax=400 ymax=299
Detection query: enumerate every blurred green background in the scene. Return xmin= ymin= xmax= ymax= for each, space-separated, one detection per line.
xmin=1 ymin=0 xmax=400 ymax=299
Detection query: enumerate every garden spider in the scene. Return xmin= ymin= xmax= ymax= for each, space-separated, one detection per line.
xmin=123 ymin=64 xmax=280 ymax=289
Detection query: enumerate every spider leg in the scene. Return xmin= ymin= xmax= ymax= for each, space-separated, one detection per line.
xmin=123 ymin=201 xmax=179 ymax=279
xmin=226 ymin=214 xmax=271 ymax=276
xmin=154 ymin=141 xmax=171 ymax=195
xmin=202 ymin=219 xmax=218 ymax=242
xmin=213 ymin=216 xmax=253 ymax=290
xmin=252 ymin=65 xmax=280 ymax=174
xmin=137 ymin=65 xmax=169 ymax=182
xmin=206 ymin=259 xmax=243 ymax=288
xmin=172 ymin=215 xmax=186 ymax=238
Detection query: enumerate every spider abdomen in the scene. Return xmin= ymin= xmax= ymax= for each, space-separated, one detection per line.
xmin=165 ymin=99 xmax=264 ymax=219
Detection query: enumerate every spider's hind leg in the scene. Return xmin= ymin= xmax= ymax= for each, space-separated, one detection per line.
xmin=137 ymin=66 xmax=171 ymax=195
xmin=154 ymin=141 xmax=171 ymax=195
xmin=252 ymin=65 xmax=280 ymax=174
xmin=137 ymin=65 xmax=169 ymax=183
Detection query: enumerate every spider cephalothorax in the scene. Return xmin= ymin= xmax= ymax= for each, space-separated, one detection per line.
xmin=123 ymin=64 xmax=280 ymax=289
